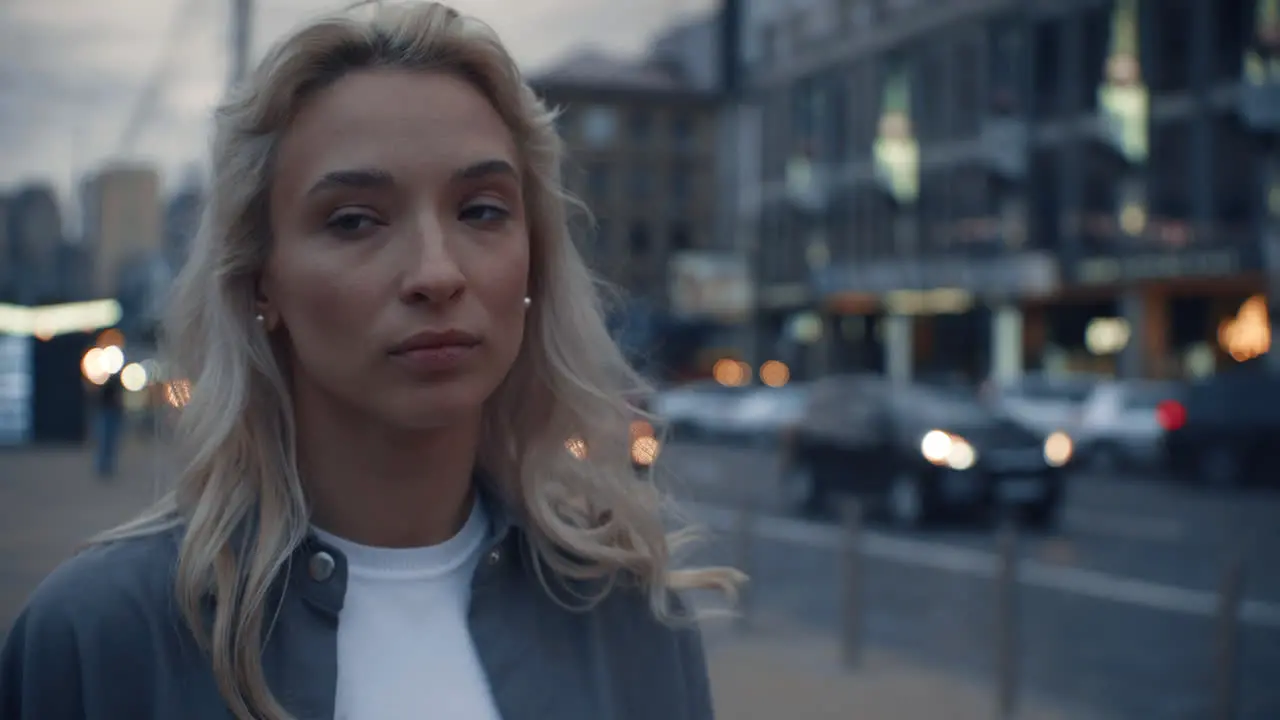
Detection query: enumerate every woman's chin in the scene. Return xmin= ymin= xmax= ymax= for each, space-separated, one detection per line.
xmin=380 ymin=383 xmax=487 ymax=430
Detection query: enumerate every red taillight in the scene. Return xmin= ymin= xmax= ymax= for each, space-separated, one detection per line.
xmin=1156 ymin=400 xmax=1186 ymax=431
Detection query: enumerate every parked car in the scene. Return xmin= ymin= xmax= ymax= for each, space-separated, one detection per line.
xmin=778 ymin=376 xmax=1073 ymax=528
xmin=1160 ymin=364 xmax=1280 ymax=488
xmin=650 ymin=381 xmax=748 ymax=440
xmin=1076 ymin=379 xmax=1182 ymax=472
xmin=989 ymin=373 xmax=1097 ymax=438
xmin=717 ymin=382 xmax=812 ymax=445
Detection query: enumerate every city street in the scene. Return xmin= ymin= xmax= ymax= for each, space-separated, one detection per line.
xmin=657 ymin=440 xmax=1280 ymax=720
xmin=2 ymin=438 xmax=1277 ymax=719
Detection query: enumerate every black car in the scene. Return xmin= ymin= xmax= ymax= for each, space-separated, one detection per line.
xmin=1160 ymin=364 xmax=1280 ymax=489
xmin=777 ymin=375 xmax=1072 ymax=528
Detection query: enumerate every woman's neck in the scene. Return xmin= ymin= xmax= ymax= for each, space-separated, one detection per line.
xmin=293 ymin=390 xmax=482 ymax=549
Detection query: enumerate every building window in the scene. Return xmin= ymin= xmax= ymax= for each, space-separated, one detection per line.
xmin=1148 ymin=118 xmax=1192 ymax=247
xmin=669 ymin=222 xmax=692 ymax=252
xmin=839 ymin=0 xmax=873 ymax=32
xmin=587 ymin=162 xmax=611 ymax=205
xmin=790 ymin=76 xmax=819 ymax=152
xmin=1033 ymin=20 xmax=1063 ymax=119
xmin=669 ymin=162 xmax=691 ymax=211
xmin=989 ymin=16 xmax=1028 ymax=117
xmin=1152 ymin=0 xmax=1191 ymax=94
xmin=821 ymin=70 xmax=848 ymax=159
xmin=952 ymin=36 xmax=982 ymax=138
xmin=1080 ymin=3 xmax=1115 ymax=114
xmin=1212 ymin=0 xmax=1249 ymax=83
xmin=629 ymin=166 xmax=652 ymax=200
xmin=916 ymin=42 xmax=946 ymax=143
xmin=788 ymin=10 xmax=809 ymax=55
xmin=629 ymin=110 xmax=652 ymax=144
xmin=628 ymin=221 xmax=651 ymax=255
xmin=671 ymin=113 xmax=695 ymax=150
xmin=1211 ymin=111 xmax=1254 ymax=249
xmin=759 ymin=23 xmax=778 ymax=65
xmin=1029 ymin=148 xmax=1060 ymax=253
xmin=581 ymin=106 xmax=617 ymax=147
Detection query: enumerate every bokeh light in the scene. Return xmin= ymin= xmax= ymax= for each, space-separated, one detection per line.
xmin=164 ymin=379 xmax=193 ymax=408
xmin=759 ymin=360 xmax=791 ymax=388
xmin=120 ymin=363 xmax=149 ymax=392
xmin=712 ymin=358 xmax=749 ymax=387
xmin=565 ymin=436 xmax=588 ymax=460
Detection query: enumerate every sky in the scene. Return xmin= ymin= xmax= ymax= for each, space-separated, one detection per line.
xmin=0 ymin=0 xmax=713 ymax=217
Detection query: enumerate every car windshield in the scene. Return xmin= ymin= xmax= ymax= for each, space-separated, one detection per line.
xmin=896 ymin=385 xmax=996 ymax=427
xmin=1005 ymin=377 xmax=1094 ymax=403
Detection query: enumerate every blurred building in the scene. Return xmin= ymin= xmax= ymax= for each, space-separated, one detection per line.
xmin=81 ymin=163 xmax=162 ymax=301
xmin=736 ymin=0 xmax=1270 ymax=382
xmin=3 ymin=184 xmax=63 ymax=305
xmin=0 ymin=195 xmax=10 ymax=301
xmin=531 ymin=17 xmax=725 ymax=376
xmin=53 ymin=242 xmax=93 ymax=303
xmin=164 ymin=180 xmax=203 ymax=273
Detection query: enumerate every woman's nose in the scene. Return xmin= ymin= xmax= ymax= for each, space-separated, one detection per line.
xmin=399 ymin=220 xmax=466 ymax=304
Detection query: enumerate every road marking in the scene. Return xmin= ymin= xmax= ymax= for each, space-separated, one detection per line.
xmin=682 ymin=501 xmax=1280 ymax=631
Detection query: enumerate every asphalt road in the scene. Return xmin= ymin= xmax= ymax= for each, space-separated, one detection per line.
xmin=656 ymin=440 xmax=1280 ymax=720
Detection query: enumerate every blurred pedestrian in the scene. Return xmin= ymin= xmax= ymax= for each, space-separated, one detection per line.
xmin=93 ymin=370 xmax=124 ymax=478
xmin=0 ymin=3 xmax=741 ymax=720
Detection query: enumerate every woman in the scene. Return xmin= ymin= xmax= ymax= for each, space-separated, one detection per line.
xmin=0 ymin=3 xmax=740 ymax=719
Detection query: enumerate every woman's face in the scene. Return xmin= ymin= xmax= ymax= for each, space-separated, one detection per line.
xmin=263 ymin=69 xmax=530 ymax=429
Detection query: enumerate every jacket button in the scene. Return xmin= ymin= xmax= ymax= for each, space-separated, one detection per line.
xmin=309 ymin=551 xmax=336 ymax=582
xmin=487 ymin=549 xmax=501 ymax=566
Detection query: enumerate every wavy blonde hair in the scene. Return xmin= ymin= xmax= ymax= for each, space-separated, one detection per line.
xmin=97 ymin=2 xmax=740 ymax=718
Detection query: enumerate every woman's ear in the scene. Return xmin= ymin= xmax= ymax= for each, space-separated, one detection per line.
xmin=255 ymin=276 xmax=279 ymax=331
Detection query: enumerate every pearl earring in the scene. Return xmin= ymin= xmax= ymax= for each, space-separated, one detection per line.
xmin=523 ymin=296 xmax=532 ymax=309
xmin=255 ymin=313 xmax=266 ymax=324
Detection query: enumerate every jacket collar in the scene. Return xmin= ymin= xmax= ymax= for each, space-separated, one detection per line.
xmin=291 ymin=473 xmax=528 ymax=618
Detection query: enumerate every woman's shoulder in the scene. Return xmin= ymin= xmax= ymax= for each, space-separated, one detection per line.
xmin=0 ymin=526 xmax=191 ymax=716
xmin=35 ymin=526 xmax=183 ymax=617
xmin=4 ymin=526 xmax=186 ymax=650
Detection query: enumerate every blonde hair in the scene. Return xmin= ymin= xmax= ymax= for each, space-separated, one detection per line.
xmin=96 ymin=3 xmax=741 ymax=718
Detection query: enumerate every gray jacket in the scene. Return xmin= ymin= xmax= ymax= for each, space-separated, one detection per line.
xmin=0 ymin=497 xmax=714 ymax=719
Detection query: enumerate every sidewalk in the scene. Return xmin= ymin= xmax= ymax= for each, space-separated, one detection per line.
xmin=705 ymin=622 xmax=1078 ymax=720
xmin=0 ymin=438 xmax=167 ymax=632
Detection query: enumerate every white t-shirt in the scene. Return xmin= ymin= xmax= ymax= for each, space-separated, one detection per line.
xmin=311 ymin=501 xmax=502 ymax=720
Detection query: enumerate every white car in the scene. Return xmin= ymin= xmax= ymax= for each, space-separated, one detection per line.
xmin=650 ymin=382 xmax=746 ymax=439
xmin=1076 ymin=380 xmax=1180 ymax=471
xmin=718 ymin=384 xmax=810 ymax=439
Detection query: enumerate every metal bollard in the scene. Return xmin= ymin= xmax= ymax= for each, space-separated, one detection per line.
xmin=1212 ymin=556 xmax=1246 ymax=720
xmin=732 ymin=489 xmax=756 ymax=632
xmin=995 ymin=517 xmax=1020 ymax=720
xmin=840 ymin=498 xmax=864 ymax=668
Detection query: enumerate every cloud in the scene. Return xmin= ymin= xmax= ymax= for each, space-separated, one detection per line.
xmin=0 ymin=0 xmax=715 ymax=208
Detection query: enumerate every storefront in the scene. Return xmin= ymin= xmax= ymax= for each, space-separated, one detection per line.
xmin=812 ymin=251 xmax=1062 ymax=384
xmin=0 ymin=300 xmax=123 ymax=445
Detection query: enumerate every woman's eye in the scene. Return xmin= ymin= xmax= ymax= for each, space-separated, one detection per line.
xmin=460 ymin=204 xmax=510 ymax=224
xmin=326 ymin=212 xmax=380 ymax=236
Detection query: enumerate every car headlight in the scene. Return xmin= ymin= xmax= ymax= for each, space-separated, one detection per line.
xmin=921 ymin=429 xmax=977 ymax=471
xmin=1044 ymin=431 xmax=1073 ymax=467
